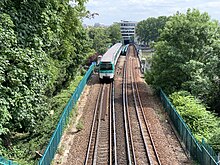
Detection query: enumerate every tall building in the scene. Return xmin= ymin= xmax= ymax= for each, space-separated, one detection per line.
xmin=119 ymin=20 xmax=137 ymax=44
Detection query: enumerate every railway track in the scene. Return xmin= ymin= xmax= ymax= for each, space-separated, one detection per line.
xmin=114 ymin=56 xmax=129 ymax=165
xmin=122 ymin=56 xmax=132 ymax=165
xmin=124 ymin=45 xmax=161 ymax=165
xmin=84 ymin=83 xmax=113 ymax=165
xmin=84 ymin=45 xmax=161 ymax=165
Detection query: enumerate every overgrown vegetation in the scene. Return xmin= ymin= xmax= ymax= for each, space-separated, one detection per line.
xmin=76 ymin=119 xmax=84 ymax=131
xmin=0 ymin=0 xmax=94 ymax=164
xmin=169 ymin=91 xmax=220 ymax=152
xmin=144 ymin=9 xmax=220 ymax=152
xmin=0 ymin=0 xmax=123 ymax=163
xmin=0 ymin=73 xmax=83 ymax=164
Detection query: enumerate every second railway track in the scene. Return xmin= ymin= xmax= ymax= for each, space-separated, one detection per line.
xmin=124 ymin=45 xmax=161 ymax=165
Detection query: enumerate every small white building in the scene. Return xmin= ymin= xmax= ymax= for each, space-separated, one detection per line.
xmin=119 ymin=20 xmax=137 ymax=44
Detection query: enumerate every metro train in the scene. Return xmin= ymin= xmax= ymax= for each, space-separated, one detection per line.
xmin=121 ymin=44 xmax=129 ymax=55
xmin=99 ymin=43 xmax=122 ymax=81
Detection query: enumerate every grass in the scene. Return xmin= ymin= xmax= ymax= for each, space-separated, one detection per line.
xmin=57 ymin=145 xmax=65 ymax=155
xmin=76 ymin=119 xmax=84 ymax=131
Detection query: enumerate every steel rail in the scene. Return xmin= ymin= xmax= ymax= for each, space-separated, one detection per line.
xmin=109 ymin=83 xmax=112 ymax=165
xmin=93 ymin=83 xmax=106 ymax=164
xmin=132 ymin=46 xmax=161 ymax=165
xmin=125 ymin=48 xmax=137 ymax=165
xmin=84 ymin=84 xmax=104 ymax=165
xmin=123 ymin=58 xmax=132 ymax=165
xmin=112 ymin=81 xmax=118 ymax=165
xmin=130 ymin=57 xmax=153 ymax=164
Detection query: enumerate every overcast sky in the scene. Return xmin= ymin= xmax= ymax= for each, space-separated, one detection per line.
xmin=83 ymin=0 xmax=220 ymax=25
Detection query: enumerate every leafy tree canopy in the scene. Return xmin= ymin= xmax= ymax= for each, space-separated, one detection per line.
xmin=107 ymin=23 xmax=122 ymax=44
xmin=146 ymin=9 xmax=220 ymax=112
xmin=87 ymin=26 xmax=111 ymax=54
xmin=0 ymin=0 xmax=93 ymax=163
xmin=87 ymin=23 xmax=122 ymax=55
xmin=136 ymin=16 xmax=168 ymax=45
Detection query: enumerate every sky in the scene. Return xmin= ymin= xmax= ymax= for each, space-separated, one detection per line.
xmin=83 ymin=0 xmax=220 ymax=26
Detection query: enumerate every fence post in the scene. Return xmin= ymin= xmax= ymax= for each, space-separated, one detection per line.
xmin=218 ymin=153 xmax=220 ymax=165
xmin=201 ymin=139 xmax=205 ymax=165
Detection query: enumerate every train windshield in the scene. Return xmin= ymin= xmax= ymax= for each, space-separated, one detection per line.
xmin=100 ymin=63 xmax=113 ymax=70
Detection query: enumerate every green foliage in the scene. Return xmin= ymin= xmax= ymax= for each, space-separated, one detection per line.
xmin=146 ymin=9 xmax=220 ymax=112
xmin=107 ymin=23 xmax=122 ymax=44
xmin=87 ymin=24 xmax=122 ymax=55
xmin=209 ymin=131 xmax=220 ymax=152
xmin=169 ymin=91 xmax=220 ymax=147
xmin=136 ymin=16 xmax=168 ymax=45
xmin=0 ymin=15 xmax=13 ymax=135
xmin=0 ymin=12 xmax=50 ymax=133
xmin=76 ymin=119 xmax=84 ymax=131
xmin=6 ymin=48 xmax=49 ymax=132
xmin=0 ymin=75 xmax=83 ymax=164
xmin=87 ymin=26 xmax=111 ymax=54
xmin=0 ymin=0 xmax=92 ymax=163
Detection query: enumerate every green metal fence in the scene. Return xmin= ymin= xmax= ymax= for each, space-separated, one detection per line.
xmin=38 ymin=63 xmax=95 ymax=165
xmin=202 ymin=139 xmax=219 ymax=165
xmin=0 ymin=157 xmax=17 ymax=165
xmin=159 ymin=89 xmax=219 ymax=165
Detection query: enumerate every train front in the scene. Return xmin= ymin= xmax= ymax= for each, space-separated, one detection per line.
xmin=99 ymin=62 xmax=114 ymax=81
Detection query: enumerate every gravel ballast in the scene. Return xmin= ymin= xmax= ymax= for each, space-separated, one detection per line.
xmin=53 ymin=51 xmax=193 ymax=165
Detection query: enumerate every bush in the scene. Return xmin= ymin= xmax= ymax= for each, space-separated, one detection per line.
xmin=0 ymin=75 xmax=84 ymax=164
xmin=169 ymin=91 xmax=220 ymax=151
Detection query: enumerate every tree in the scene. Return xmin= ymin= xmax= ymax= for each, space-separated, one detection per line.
xmin=107 ymin=23 xmax=122 ymax=44
xmin=0 ymin=0 xmax=91 ymax=154
xmin=0 ymin=0 xmax=94 ymax=163
xmin=146 ymin=9 xmax=220 ymax=112
xmin=87 ymin=27 xmax=111 ymax=54
xmin=136 ymin=16 xmax=168 ymax=45
xmin=136 ymin=20 xmax=148 ymax=44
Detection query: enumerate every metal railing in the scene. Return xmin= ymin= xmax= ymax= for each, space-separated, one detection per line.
xmin=0 ymin=157 xmax=17 ymax=165
xmin=38 ymin=63 xmax=95 ymax=165
xmin=159 ymin=89 xmax=219 ymax=165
